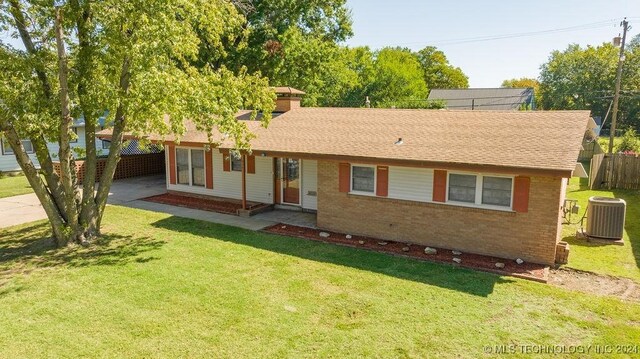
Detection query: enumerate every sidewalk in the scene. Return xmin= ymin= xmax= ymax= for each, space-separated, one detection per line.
xmin=125 ymin=200 xmax=278 ymax=231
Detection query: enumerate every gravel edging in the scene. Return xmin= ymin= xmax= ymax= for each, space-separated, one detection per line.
xmin=263 ymin=223 xmax=548 ymax=282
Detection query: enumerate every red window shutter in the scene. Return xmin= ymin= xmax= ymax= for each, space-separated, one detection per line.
xmin=513 ymin=176 xmax=531 ymax=213
xmin=168 ymin=145 xmax=176 ymax=185
xmin=205 ymin=150 xmax=213 ymax=189
xmin=432 ymin=170 xmax=447 ymax=202
xmin=376 ymin=166 xmax=389 ymax=197
xmin=338 ymin=163 xmax=350 ymax=192
xmin=222 ymin=150 xmax=230 ymax=172
xmin=247 ymin=155 xmax=256 ymax=174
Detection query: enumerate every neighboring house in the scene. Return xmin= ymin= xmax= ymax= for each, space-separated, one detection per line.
xmin=428 ymin=88 xmax=535 ymax=110
xmin=1 ymin=117 xmax=111 ymax=173
xmin=0 ymin=137 xmax=39 ymax=173
xmin=100 ymin=88 xmax=588 ymax=266
xmin=46 ymin=117 xmax=112 ymax=158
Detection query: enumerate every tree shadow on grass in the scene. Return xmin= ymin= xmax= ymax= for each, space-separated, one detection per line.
xmin=151 ymin=216 xmax=513 ymax=297
xmin=0 ymin=221 xmax=166 ymax=281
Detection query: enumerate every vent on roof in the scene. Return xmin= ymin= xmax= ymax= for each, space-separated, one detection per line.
xmin=394 ymin=138 xmax=403 ymax=145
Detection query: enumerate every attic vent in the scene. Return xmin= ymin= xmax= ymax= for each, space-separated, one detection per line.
xmin=394 ymin=138 xmax=403 ymax=145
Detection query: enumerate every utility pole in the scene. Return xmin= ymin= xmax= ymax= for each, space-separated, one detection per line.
xmin=608 ymin=18 xmax=630 ymax=154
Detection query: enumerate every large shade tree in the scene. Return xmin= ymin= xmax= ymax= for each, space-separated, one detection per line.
xmin=414 ymin=46 xmax=468 ymax=90
xmin=539 ymin=38 xmax=640 ymax=129
xmin=366 ymin=47 xmax=428 ymax=107
xmin=0 ymin=0 xmax=275 ymax=246
xmin=217 ymin=0 xmax=353 ymax=106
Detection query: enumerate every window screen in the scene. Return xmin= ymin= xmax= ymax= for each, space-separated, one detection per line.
xmin=482 ymin=176 xmax=512 ymax=207
xmin=191 ymin=150 xmax=205 ymax=187
xmin=448 ymin=174 xmax=476 ymax=203
xmin=352 ymin=166 xmax=375 ymax=193
xmin=176 ymin=148 xmax=190 ymax=185
xmin=231 ymin=157 xmax=242 ymax=172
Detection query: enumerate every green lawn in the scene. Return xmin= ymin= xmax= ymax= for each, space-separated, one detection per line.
xmin=0 ymin=175 xmax=32 ymax=198
xmin=562 ymin=168 xmax=640 ymax=281
xmin=1 ymin=206 xmax=639 ymax=358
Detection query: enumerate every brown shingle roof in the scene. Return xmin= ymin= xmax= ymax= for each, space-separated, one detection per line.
xmin=238 ymin=108 xmax=588 ymax=175
xmin=98 ymin=107 xmax=589 ymax=176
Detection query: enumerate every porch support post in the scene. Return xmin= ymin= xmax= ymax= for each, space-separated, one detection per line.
xmin=241 ymin=155 xmax=247 ymax=210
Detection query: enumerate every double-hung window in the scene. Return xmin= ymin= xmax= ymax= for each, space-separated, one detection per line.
xmin=191 ymin=150 xmax=205 ymax=187
xmin=481 ymin=176 xmax=512 ymax=207
xmin=231 ymin=156 xmax=243 ymax=172
xmin=447 ymin=172 xmax=513 ymax=209
xmin=176 ymin=148 xmax=206 ymax=186
xmin=176 ymin=149 xmax=190 ymax=185
xmin=351 ymin=165 xmax=375 ymax=194
xmin=448 ymin=174 xmax=476 ymax=203
xmin=1 ymin=138 xmax=33 ymax=155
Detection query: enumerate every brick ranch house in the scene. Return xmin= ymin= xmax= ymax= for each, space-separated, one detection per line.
xmin=99 ymin=88 xmax=589 ymax=266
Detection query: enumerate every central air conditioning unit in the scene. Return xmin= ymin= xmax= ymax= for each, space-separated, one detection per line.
xmin=586 ymin=197 xmax=626 ymax=240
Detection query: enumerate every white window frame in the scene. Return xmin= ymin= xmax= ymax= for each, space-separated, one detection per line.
xmin=350 ymin=164 xmax=377 ymax=196
xmin=175 ymin=147 xmax=206 ymax=187
xmin=445 ymin=171 xmax=514 ymax=211
xmin=1 ymin=138 xmax=34 ymax=155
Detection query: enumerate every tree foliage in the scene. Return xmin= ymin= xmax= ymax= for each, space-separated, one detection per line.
xmin=415 ymin=46 xmax=469 ymax=89
xmin=539 ymin=39 xmax=640 ymax=130
xmin=216 ymin=0 xmax=354 ymax=106
xmin=616 ymin=128 xmax=640 ymax=153
xmin=0 ymin=0 xmax=275 ymax=246
xmin=365 ymin=47 xmax=428 ymax=107
xmin=255 ymin=28 xmax=359 ymax=107
xmin=207 ymin=2 xmax=466 ymax=109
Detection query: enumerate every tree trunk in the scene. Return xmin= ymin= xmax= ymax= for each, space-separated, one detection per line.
xmin=2 ymin=128 xmax=73 ymax=245
xmin=94 ymin=58 xmax=131 ymax=230
xmin=5 ymin=2 xmax=135 ymax=247
xmin=73 ymin=0 xmax=100 ymax=239
xmin=54 ymin=7 xmax=82 ymax=243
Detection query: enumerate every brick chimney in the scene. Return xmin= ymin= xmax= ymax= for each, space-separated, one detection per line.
xmin=273 ymin=87 xmax=305 ymax=113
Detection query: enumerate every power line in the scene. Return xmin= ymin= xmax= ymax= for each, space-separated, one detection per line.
xmin=366 ymin=18 xmax=628 ymax=47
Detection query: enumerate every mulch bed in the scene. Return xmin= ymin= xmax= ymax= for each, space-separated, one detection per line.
xmin=264 ymin=224 xmax=549 ymax=282
xmin=142 ymin=193 xmax=264 ymax=215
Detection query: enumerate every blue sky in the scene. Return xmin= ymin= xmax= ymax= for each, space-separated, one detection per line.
xmin=345 ymin=0 xmax=640 ymax=87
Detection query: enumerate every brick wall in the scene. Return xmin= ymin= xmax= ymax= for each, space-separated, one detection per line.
xmin=317 ymin=160 xmax=564 ymax=265
xmin=53 ymin=153 xmax=165 ymax=183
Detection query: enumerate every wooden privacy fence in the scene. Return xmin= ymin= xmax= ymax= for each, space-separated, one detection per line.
xmin=590 ymin=153 xmax=640 ymax=190
xmin=578 ymin=140 xmax=603 ymax=162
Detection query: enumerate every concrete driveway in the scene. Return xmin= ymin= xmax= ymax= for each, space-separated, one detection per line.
xmin=0 ymin=193 xmax=47 ymax=228
xmin=0 ymin=174 xmax=313 ymax=232
xmin=0 ymin=175 xmax=167 ymax=229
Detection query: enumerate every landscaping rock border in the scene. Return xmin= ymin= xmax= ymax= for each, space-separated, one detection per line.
xmin=263 ymin=223 xmax=548 ymax=282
